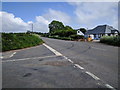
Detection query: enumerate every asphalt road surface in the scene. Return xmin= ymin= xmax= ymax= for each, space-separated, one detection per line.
xmin=2 ymin=37 xmax=118 ymax=89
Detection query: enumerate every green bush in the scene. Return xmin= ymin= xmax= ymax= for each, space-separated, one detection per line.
xmin=2 ymin=33 xmax=44 ymax=51
xmin=50 ymin=29 xmax=76 ymax=37
xmin=48 ymin=34 xmax=85 ymax=41
xmin=48 ymin=36 xmax=72 ymax=40
xmin=70 ymin=35 xmax=84 ymax=40
xmin=100 ymin=36 xmax=120 ymax=46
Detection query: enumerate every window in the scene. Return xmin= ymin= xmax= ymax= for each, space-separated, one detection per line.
xmin=108 ymin=34 xmax=111 ymax=36
xmin=93 ymin=34 xmax=96 ymax=38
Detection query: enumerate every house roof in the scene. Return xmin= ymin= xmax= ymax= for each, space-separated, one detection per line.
xmin=85 ymin=25 xmax=119 ymax=35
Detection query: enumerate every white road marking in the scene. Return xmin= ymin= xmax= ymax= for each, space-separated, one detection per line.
xmin=2 ymin=55 xmax=58 ymax=63
xmin=0 ymin=57 xmax=3 ymax=59
xmin=43 ymin=43 xmax=62 ymax=56
xmin=1 ymin=52 xmax=16 ymax=59
xmin=0 ymin=53 xmax=2 ymax=59
xmin=9 ymin=52 xmax=16 ymax=58
xmin=74 ymin=64 xmax=84 ymax=69
xmin=105 ymin=84 xmax=116 ymax=90
xmin=92 ymin=47 xmax=106 ymax=51
xmin=63 ymin=56 xmax=68 ymax=59
xmin=85 ymin=71 xmax=100 ymax=80
xmin=67 ymin=59 xmax=74 ymax=63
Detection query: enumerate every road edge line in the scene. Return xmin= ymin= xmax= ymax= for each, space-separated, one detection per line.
xmin=43 ymin=43 xmax=62 ymax=56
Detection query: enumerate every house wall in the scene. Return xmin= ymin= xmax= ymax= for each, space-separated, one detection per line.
xmin=77 ymin=30 xmax=84 ymax=36
xmin=89 ymin=34 xmax=94 ymax=39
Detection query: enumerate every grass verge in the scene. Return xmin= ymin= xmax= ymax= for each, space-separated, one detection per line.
xmin=1 ymin=33 xmax=44 ymax=52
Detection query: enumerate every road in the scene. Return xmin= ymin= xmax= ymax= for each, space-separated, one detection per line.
xmin=2 ymin=37 xmax=118 ymax=89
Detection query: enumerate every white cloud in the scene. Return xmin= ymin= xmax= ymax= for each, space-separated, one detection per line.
xmin=68 ymin=2 xmax=118 ymax=29
xmin=43 ymin=8 xmax=71 ymax=25
xmin=0 ymin=11 xmax=28 ymax=32
xmin=32 ymin=17 xmax=49 ymax=33
xmin=36 ymin=16 xmax=49 ymax=25
xmin=31 ymin=8 xmax=71 ymax=33
xmin=0 ymin=8 xmax=71 ymax=33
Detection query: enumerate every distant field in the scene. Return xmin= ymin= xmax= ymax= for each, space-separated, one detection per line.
xmin=1 ymin=33 xmax=44 ymax=52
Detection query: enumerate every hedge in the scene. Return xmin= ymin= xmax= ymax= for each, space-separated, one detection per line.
xmin=100 ymin=36 xmax=120 ymax=46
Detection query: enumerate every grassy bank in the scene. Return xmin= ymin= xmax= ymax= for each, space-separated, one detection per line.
xmin=100 ymin=36 xmax=120 ymax=47
xmin=2 ymin=33 xmax=44 ymax=52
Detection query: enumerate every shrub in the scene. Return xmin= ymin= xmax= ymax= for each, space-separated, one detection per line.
xmin=70 ymin=35 xmax=84 ymax=40
xmin=48 ymin=36 xmax=72 ymax=40
xmin=100 ymin=36 xmax=120 ymax=46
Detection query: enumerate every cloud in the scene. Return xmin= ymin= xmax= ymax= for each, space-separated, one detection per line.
xmin=43 ymin=8 xmax=71 ymax=25
xmin=31 ymin=8 xmax=71 ymax=33
xmin=68 ymin=2 xmax=118 ymax=29
xmin=1 ymin=8 xmax=71 ymax=33
xmin=36 ymin=16 xmax=49 ymax=25
xmin=0 ymin=11 xmax=28 ymax=32
xmin=1 ymin=2 xmax=118 ymax=33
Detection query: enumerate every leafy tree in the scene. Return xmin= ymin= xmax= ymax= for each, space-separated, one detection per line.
xmin=26 ymin=30 xmax=31 ymax=34
xmin=48 ymin=20 xmax=77 ymax=37
xmin=65 ymin=26 xmax=73 ymax=30
xmin=80 ymin=28 xmax=86 ymax=34
xmin=49 ymin=20 xmax=65 ymax=33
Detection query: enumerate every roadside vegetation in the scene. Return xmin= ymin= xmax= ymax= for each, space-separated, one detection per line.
xmin=2 ymin=33 xmax=44 ymax=52
xmin=40 ymin=20 xmax=86 ymax=41
xmin=100 ymin=36 xmax=120 ymax=47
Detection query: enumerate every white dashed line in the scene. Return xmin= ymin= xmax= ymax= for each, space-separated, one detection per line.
xmin=74 ymin=64 xmax=84 ymax=70
xmin=0 ymin=56 xmax=3 ymax=59
xmin=9 ymin=52 xmax=16 ymax=58
xmin=63 ymin=56 xmax=68 ymax=59
xmin=1 ymin=52 xmax=16 ymax=59
xmin=85 ymin=71 xmax=100 ymax=80
xmin=43 ymin=43 xmax=62 ymax=56
xmin=67 ymin=59 xmax=74 ymax=63
xmin=105 ymin=84 xmax=116 ymax=90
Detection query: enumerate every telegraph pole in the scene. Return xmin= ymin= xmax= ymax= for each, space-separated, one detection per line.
xmin=31 ymin=23 xmax=33 ymax=33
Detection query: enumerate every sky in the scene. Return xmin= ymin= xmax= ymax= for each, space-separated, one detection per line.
xmin=0 ymin=2 xmax=118 ymax=33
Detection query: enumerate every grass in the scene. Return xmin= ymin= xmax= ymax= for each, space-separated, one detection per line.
xmin=1 ymin=33 xmax=44 ymax=52
xmin=100 ymin=36 xmax=120 ymax=47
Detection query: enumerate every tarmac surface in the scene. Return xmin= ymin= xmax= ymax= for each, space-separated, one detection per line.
xmin=2 ymin=37 xmax=118 ymax=89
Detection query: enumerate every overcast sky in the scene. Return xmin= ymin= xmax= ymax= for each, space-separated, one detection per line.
xmin=0 ymin=2 xmax=118 ymax=33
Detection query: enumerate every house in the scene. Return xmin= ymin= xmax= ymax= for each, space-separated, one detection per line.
xmin=76 ymin=29 xmax=84 ymax=36
xmin=85 ymin=25 xmax=119 ymax=40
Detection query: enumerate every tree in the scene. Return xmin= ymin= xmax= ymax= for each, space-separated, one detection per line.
xmin=65 ymin=26 xmax=73 ymax=30
xmin=80 ymin=28 xmax=87 ymax=34
xmin=49 ymin=20 xmax=65 ymax=33
xmin=26 ymin=30 xmax=31 ymax=34
xmin=49 ymin=20 xmax=77 ymax=37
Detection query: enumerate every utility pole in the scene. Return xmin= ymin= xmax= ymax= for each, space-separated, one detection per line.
xmin=31 ymin=23 xmax=33 ymax=33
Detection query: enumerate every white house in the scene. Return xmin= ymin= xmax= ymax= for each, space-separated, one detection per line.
xmin=77 ymin=30 xmax=84 ymax=36
xmin=85 ymin=25 xmax=119 ymax=40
